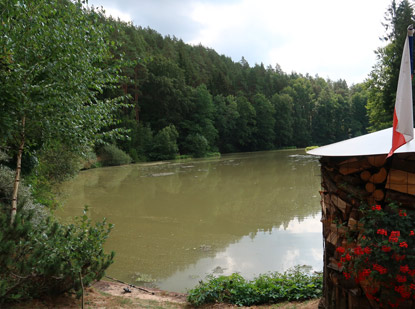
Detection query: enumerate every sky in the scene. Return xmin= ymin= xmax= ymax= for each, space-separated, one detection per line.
xmin=87 ymin=0 xmax=393 ymax=85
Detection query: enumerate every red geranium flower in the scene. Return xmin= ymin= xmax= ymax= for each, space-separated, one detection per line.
xmin=377 ymin=229 xmax=388 ymax=236
xmin=353 ymin=246 xmax=364 ymax=255
xmin=336 ymin=246 xmax=345 ymax=254
xmin=373 ymin=263 xmax=387 ymax=274
xmin=381 ymin=245 xmax=391 ymax=252
xmin=396 ymin=274 xmax=407 ymax=283
xmin=400 ymin=265 xmax=410 ymax=273
xmin=400 ymin=241 xmax=408 ymax=248
xmin=399 ymin=210 xmax=407 ymax=217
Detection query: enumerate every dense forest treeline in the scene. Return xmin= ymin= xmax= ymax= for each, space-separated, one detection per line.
xmin=106 ymin=19 xmax=370 ymax=160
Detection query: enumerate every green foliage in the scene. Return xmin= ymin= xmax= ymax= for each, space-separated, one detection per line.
xmin=80 ymin=149 xmax=101 ymax=169
xmin=183 ymin=134 xmax=209 ymax=158
xmin=116 ymin=119 xmax=154 ymax=162
xmin=108 ymin=18 xmax=371 ymax=158
xmin=150 ymin=125 xmax=179 ymax=161
xmin=0 ymin=166 xmax=114 ymax=303
xmin=305 ymin=146 xmax=319 ymax=151
xmin=97 ymin=144 xmax=132 ymax=166
xmin=235 ymin=94 xmax=257 ymax=151
xmin=0 ymin=0 xmax=127 ymax=154
xmin=187 ymin=266 xmax=322 ymax=307
xmin=214 ymin=95 xmax=240 ymax=153
xmin=0 ymin=207 xmax=114 ymax=303
xmin=0 ymin=165 xmax=47 ymax=223
xmin=0 ymin=150 xmax=9 ymax=163
xmin=25 ymin=142 xmax=83 ymax=208
xmin=366 ymin=0 xmax=414 ymax=131
xmin=252 ymin=93 xmax=275 ymax=150
xmin=271 ymin=93 xmax=293 ymax=148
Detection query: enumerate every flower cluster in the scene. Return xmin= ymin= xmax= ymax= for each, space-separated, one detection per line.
xmin=337 ymin=203 xmax=415 ymax=307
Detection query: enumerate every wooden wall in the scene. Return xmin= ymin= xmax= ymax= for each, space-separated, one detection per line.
xmin=319 ymin=153 xmax=415 ymax=308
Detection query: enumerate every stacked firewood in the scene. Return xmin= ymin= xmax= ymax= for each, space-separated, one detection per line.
xmin=319 ymin=153 xmax=415 ymax=308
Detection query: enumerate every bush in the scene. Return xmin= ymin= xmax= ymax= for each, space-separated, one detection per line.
xmin=117 ymin=120 xmax=154 ymax=162
xmin=0 ymin=165 xmax=48 ymax=224
xmin=0 ymin=165 xmax=114 ymax=303
xmin=80 ymin=149 xmax=100 ymax=169
xmin=96 ymin=144 xmax=132 ymax=166
xmin=149 ymin=125 xmax=179 ymax=161
xmin=37 ymin=142 xmax=83 ymax=183
xmin=183 ymin=134 xmax=209 ymax=158
xmin=187 ymin=266 xmax=322 ymax=307
xmin=0 ymin=207 xmax=114 ymax=303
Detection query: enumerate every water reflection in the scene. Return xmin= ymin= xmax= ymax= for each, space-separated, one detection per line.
xmin=57 ymin=150 xmax=322 ymax=292
xmin=160 ymin=215 xmax=322 ymax=292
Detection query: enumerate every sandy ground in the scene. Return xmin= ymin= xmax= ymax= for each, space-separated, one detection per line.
xmin=9 ymin=280 xmax=320 ymax=309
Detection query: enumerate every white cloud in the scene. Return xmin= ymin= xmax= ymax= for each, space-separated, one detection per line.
xmin=88 ymin=0 xmax=393 ymax=84
xmin=284 ymin=216 xmax=322 ymax=234
xmin=101 ymin=6 xmax=132 ymax=22
xmin=188 ymin=0 xmax=391 ymax=83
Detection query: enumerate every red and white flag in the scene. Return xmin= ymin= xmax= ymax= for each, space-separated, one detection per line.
xmin=388 ymin=26 xmax=415 ymax=157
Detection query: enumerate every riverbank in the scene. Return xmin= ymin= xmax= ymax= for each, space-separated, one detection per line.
xmin=10 ymin=280 xmax=320 ymax=308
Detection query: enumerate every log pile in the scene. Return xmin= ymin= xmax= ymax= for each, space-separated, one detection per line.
xmin=319 ymin=153 xmax=415 ymax=308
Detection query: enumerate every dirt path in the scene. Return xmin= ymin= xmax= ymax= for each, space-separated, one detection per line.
xmin=10 ymin=280 xmax=320 ymax=308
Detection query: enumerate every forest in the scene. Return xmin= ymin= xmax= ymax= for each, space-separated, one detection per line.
xmin=91 ymin=0 xmax=414 ymax=162
xmin=108 ymin=22 xmax=370 ymax=161
xmin=0 ymin=0 xmax=414 ymax=304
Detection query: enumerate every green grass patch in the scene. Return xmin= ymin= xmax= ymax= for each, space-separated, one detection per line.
xmin=305 ymin=146 xmax=319 ymax=152
xmin=187 ymin=266 xmax=322 ymax=307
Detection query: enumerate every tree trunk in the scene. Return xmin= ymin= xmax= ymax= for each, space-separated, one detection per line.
xmin=10 ymin=116 xmax=25 ymax=226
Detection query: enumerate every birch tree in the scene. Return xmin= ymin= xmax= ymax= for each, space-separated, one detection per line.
xmin=0 ymin=0 xmax=126 ymax=224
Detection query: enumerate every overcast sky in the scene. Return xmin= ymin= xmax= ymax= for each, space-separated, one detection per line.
xmin=87 ymin=0 xmax=393 ymax=85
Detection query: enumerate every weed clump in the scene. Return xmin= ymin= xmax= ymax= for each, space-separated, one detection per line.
xmin=187 ymin=266 xmax=322 ymax=307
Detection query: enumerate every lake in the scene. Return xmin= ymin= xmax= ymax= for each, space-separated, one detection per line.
xmin=57 ymin=149 xmax=322 ymax=292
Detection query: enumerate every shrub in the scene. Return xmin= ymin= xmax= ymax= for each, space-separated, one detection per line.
xmin=149 ymin=125 xmax=179 ymax=161
xmin=23 ymin=142 xmax=85 ymax=208
xmin=183 ymin=134 xmax=209 ymax=158
xmin=36 ymin=142 xmax=82 ymax=183
xmin=80 ymin=149 xmax=100 ymax=169
xmin=117 ymin=121 xmax=154 ymax=162
xmin=96 ymin=144 xmax=132 ymax=166
xmin=187 ymin=266 xmax=322 ymax=307
xmin=0 ymin=207 xmax=114 ymax=303
xmin=0 ymin=166 xmax=114 ymax=303
xmin=0 ymin=165 xmax=48 ymax=224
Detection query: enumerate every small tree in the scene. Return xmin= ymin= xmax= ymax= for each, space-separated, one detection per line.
xmin=0 ymin=0 xmax=126 ymax=224
xmin=150 ymin=125 xmax=179 ymax=160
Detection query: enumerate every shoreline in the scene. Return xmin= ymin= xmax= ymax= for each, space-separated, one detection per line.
xmin=10 ymin=279 xmax=320 ymax=308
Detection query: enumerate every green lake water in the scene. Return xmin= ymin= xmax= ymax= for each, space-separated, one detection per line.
xmin=57 ymin=149 xmax=322 ymax=292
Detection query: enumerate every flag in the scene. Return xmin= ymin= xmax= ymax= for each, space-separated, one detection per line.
xmin=388 ymin=25 xmax=415 ymax=157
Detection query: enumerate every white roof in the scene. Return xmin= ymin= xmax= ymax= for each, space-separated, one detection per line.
xmin=307 ymin=127 xmax=415 ymax=156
